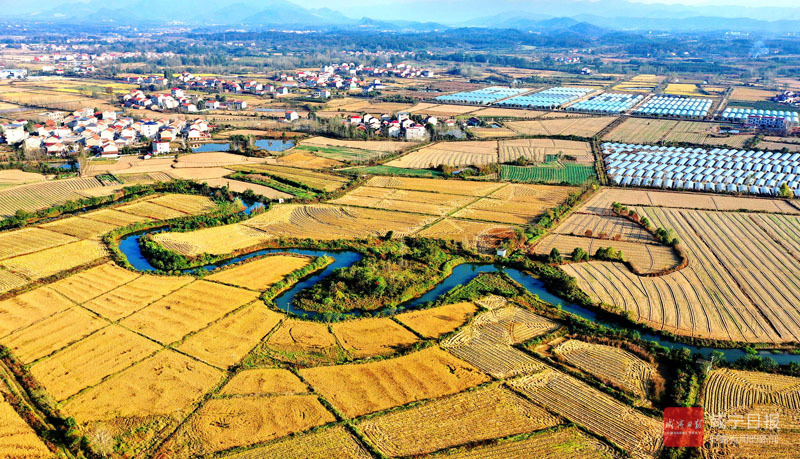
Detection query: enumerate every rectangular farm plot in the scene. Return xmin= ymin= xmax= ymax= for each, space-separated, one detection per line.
xmin=30 ymin=325 xmax=161 ymax=401
xmin=331 ymin=318 xmax=419 ymax=358
xmin=2 ymin=307 xmax=106 ymax=363
xmin=83 ymin=274 xmax=194 ymax=320
xmin=120 ymin=280 xmax=259 ymax=344
xmin=417 ymin=218 xmax=517 ymax=251
xmin=82 ymin=208 xmax=151 ymax=227
xmin=510 ymin=370 xmax=663 ymax=459
xmin=395 ymin=302 xmax=478 ymax=338
xmin=0 ymin=287 xmax=74 ymax=337
xmin=63 ymin=350 xmax=224 ymax=422
xmin=206 ymin=254 xmax=311 ymax=290
xmin=115 ymin=201 xmax=189 ymax=220
xmin=358 ymin=384 xmax=560 ymax=457
xmin=330 ymin=186 xmax=475 ymax=216
xmin=220 ymin=369 xmax=308 ymax=396
xmin=38 ymin=216 xmax=118 ymax=239
xmin=454 ymin=184 xmax=576 ymax=225
xmin=498 ymin=138 xmax=592 ymax=164
xmin=153 ymin=223 xmax=271 ymax=257
xmin=0 ymin=398 xmax=54 ymax=459
xmin=0 ymin=239 xmax=108 ymax=280
xmin=49 ymin=262 xmax=139 ymax=304
xmin=219 ymin=425 xmax=372 ymax=459
xmin=177 ymin=303 xmax=283 ymax=368
xmin=300 ymin=347 xmax=489 ymax=417
xmin=507 ymin=117 xmax=615 ymax=137
xmin=385 ymin=141 xmax=498 ymax=169
xmin=603 ymin=117 xmax=677 ymax=143
xmin=0 ymin=227 xmax=77 ymax=260
xmin=421 ymin=426 xmax=615 ymax=459
xmin=230 ymin=164 xmax=348 ymax=192
xmin=146 ymin=194 xmax=217 ymax=215
xmin=162 ymin=395 xmax=336 ymax=458
xmin=0 ymin=269 xmax=27 ymax=295
xmin=278 ymin=151 xmax=344 ymax=169
xmin=364 ymin=176 xmax=504 ymax=197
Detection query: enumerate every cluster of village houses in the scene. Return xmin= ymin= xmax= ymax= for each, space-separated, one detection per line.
xmin=348 ymin=112 xmax=452 ymax=141
xmin=0 ymin=108 xmax=210 ymax=158
xmin=290 ymin=62 xmax=434 ymax=96
xmin=121 ymin=87 xmax=248 ymax=112
xmin=774 ymin=91 xmax=800 ymax=107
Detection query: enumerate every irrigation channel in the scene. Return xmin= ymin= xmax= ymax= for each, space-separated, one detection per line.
xmin=117 ymin=222 xmax=800 ymax=364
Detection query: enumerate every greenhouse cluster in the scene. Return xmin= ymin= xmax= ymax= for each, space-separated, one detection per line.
xmin=603 ymin=142 xmax=800 ymax=196
xmin=634 ymin=95 xmax=712 ymax=118
xmin=721 ymin=107 xmax=799 ymax=124
xmin=495 ymin=87 xmax=595 ymax=109
xmin=434 ymin=86 xmax=528 ymax=105
xmin=566 ymin=92 xmax=643 ymax=114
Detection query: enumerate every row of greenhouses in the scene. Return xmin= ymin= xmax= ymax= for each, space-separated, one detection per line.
xmin=566 ymin=92 xmax=643 ymax=114
xmin=603 ymin=142 xmax=800 ymax=196
xmin=495 ymin=87 xmax=595 ymax=109
xmin=434 ymin=86 xmax=528 ymax=105
xmin=634 ymin=95 xmax=712 ymax=118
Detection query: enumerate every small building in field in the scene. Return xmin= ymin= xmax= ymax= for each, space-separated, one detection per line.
xmin=285 ymin=111 xmax=299 ymax=121
xmin=152 ymin=141 xmax=171 ymax=154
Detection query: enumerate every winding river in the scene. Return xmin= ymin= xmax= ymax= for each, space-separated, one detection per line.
xmin=117 ymin=230 xmax=800 ymax=364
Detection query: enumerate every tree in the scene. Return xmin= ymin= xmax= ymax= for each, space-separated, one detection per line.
xmin=779 ymin=182 xmax=795 ymax=199
xmin=548 ymin=247 xmax=562 ymax=263
xmin=571 ymin=247 xmax=589 ymax=261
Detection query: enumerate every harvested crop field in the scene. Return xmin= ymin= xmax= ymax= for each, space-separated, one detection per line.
xmin=510 ymin=370 xmax=663 ymax=459
xmin=470 ymin=107 xmax=545 ymax=118
xmin=330 ymin=318 xmax=419 ymax=358
xmin=507 ymin=116 xmax=616 ymax=137
xmin=263 ymin=319 xmax=342 ymax=365
xmin=395 ymin=302 xmax=478 ymax=338
xmin=0 ymin=177 xmax=114 ymax=217
xmin=704 ymin=369 xmax=800 ymax=430
xmin=603 ymin=118 xmax=752 ymax=147
xmin=206 ymin=254 xmax=311 ymax=290
xmin=152 ymin=222 xmax=270 ymax=256
xmin=2 ymin=306 xmax=105 ymax=363
xmin=177 ymin=303 xmax=283 ymax=368
xmin=552 ymin=339 xmax=656 ymax=397
xmin=120 ymin=280 xmax=259 ymax=344
xmin=229 ymin=164 xmax=348 ymax=192
xmin=453 ymin=184 xmax=577 ymax=225
xmin=162 ymin=395 xmax=335 ymax=458
xmin=330 ymin=185 xmax=476 ymax=216
xmin=174 ymin=152 xmax=269 ymax=168
xmin=300 ymin=347 xmax=489 ymax=417
xmin=731 ymin=86 xmax=776 ymax=101
xmin=82 ymin=208 xmax=151 ymax=227
xmin=30 ymin=325 xmax=161 ymax=401
xmin=201 ymin=178 xmax=292 ymax=200
xmin=217 ymin=425 xmax=372 ymax=459
xmin=533 ymin=233 xmax=681 ymax=273
xmin=220 ymin=369 xmax=308 ymax=396
xmin=468 ymin=127 xmax=516 ymax=138
xmin=298 ymin=136 xmax=414 ymax=161
xmin=554 ymin=212 xmax=656 ymax=243
xmin=0 ymin=239 xmax=108 ymax=280
xmin=0 ymin=227 xmax=77 ymax=261
xmin=38 ymin=216 xmax=117 ymax=239
xmin=277 ymin=151 xmax=343 ymax=168
xmin=114 ymin=201 xmax=188 ymax=220
xmin=63 ymin=350 xmax=224 ymax=421
xmin=145 ymin=194 xmax=217 ymax=215
xmin=421 ymin=427 xmax=614 ymax=459
xmin=0 ymin=287 xmax=74 ymax=337
xmin=386 ymin=141 xmax=498 ymax=169
xmin=417 ymin=218 xmax=518 ymax=251
xmin=83 ymin=274 xmax=194 ymax=321
xmin=0 ymin=398 xmax=54 ymax=459
xmin=582 ymin=188 xmax=800 ymax=215
xmin=408 ymin=103 xmax=479 ymax=116
xmin=363 ymin=176 xmax=504 ymax=196
xmin=498 ymin=138 xmax=592 ymax=163
xmin=358 ymin=384 xmax=560 ymax=457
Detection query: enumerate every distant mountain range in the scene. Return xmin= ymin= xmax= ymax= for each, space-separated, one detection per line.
xmin=8 ymin=0 xmax=800 ymax=33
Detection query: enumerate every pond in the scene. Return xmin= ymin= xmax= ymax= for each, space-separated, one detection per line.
xmin=192 ymin=143 xmax=230 ymax=152
xmin=192 ymin=140 xmax=295 ymax=152
xmin=115 ymin=229 xmax=800 ymax=362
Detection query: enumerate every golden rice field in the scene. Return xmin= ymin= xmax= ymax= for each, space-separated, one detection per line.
xmin=0 ymin=398 xmax=54 ymax=459
xmin=177 ymin=303 xmax=283 ymax=368
xmin=498 ymin=138 xmax=593 ymax=164
xmin=552 ymin=339 xmax=656 ymax=398
xmin=358 ymin=384 xmax=560 ymax=457
xmin=301 ymin=136 xmax=415 ymax=153
xmin=386 ymin=141 xmax=499 ymax=169
xmin=83 ymin=274 xmax=194 ymax=320
xmin=152 ymin=222 xmax=271 ymax=256
xmin=395 ymin=301 xmax=478 ymax=338
xmin=81 ymin=208 xmax=151 ymax=227
xmin=173 ymin=152 xmax=270 ymax=168
xmin=145 ymin=194 xmax=217 ymax=215
xmin=417 ymin=218 xmax=517 ymax=251
xmin=206 ymin=254 xmax=311 ymax=290
xmin=120 ymin=280 xmax=259 ymax=344
xmin=0 ymin=177 xmax=114 ymax=218
xmin=0 ymin=227 xmax=77 ymax=261
xmin=331 ymin=318 xmax=419 ymax=358
xmin=0 ymin=287 xmax=74 ymax=337
xmin=468 ymin=127 xmax=516 ymax=138
xmin=300 ymin=347 xmax=489 ymax=417
xmin=38 ymin=216 xmax=118 ymax=240
xmin=421 ymin=427 xmax=614 ymax=459
xmin=510 ymin=369 xmax=663 ymax=459
xmin=276 ymin=150 xmax=343 ymax=169
xmin=506 ymin=117 xmax=616 ymax=138
xmin=664 ymin=83 xmax=706 ymax=96
xmin=329 ymin=185 xmax=476 ymax=216
xmin=554 ymin=212 xmax=656 ymax=243
xmin=730 ymin=86 xmax=777 ymax=101
xmin=704 ymin=369 xmax=800 ymax=430
xmin=263 ymin=319 xmax=342 ymax=365
xmin=219 ymin=368 xmax=308 ymax=396
xmin=160 ymin=395 xmax=335 ymax=458
xmin=217 ymin=426 xmax=372 ymax=459
xmin=229 ymin=164 xmax=348 ymax=192
xmin=363 ymin=176 xmax=504 ymax=196
xmin=201 ymin=177 xmax=293 ymax=200
xmin=0 ymin=239 xmax=108 ymax=280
